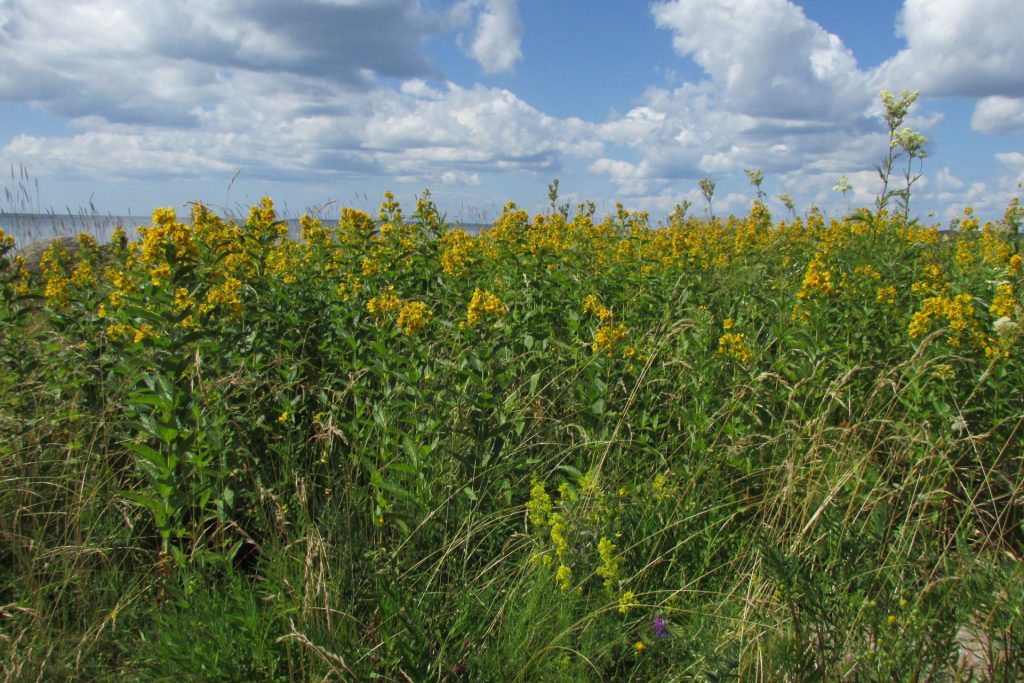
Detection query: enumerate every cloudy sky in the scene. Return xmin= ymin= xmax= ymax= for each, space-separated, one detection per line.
xmin=1 ymin=0 xmax=1022 ymax=223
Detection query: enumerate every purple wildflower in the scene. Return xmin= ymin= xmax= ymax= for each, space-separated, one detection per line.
xmin=653 ymin=613 xmax=668 ymax=638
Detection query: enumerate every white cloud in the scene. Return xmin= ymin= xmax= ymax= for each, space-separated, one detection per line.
xmin=651 ymin=0 xmax=867 ymax=119
xmin=440 ymin=170 xmax=481 ymax=186
xmin=0 ymin=0 xmax=444 ymax=126
xmin=4 ymin=76 xmax=596 ymax=187
xmin=587 ymin=1 xmax=885 ymax=197
xmin=971 ymin=97 xmax=1024 ymax=134
xmin=453 ymin=0 xmax=523 ymax=74
xmin=876 ymin=0 xmax=1024 ymax=98
xmin=935 ymin=167 xmax=964 ymax=192
xmin=0 ymin=0 xmax=576 ymax=187
xmin=996 ymin=152 xmax=1024 ymax=188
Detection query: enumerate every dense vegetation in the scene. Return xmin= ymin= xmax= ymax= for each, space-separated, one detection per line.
xmin=2 ymin=94 xmax=1023 ymax=681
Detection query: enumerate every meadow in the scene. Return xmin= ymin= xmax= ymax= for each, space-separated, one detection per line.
xmin=1 ymin=94 xmax=1023 ymax=681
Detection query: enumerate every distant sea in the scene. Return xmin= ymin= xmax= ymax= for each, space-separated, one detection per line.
xmin=1 ymin=212 xmax=488 ymax=249
xmin=1 ymin=212 xmax=151 ymax=247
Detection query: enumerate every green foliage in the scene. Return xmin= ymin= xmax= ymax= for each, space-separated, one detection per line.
xmin=2 ymin=111 xmax=1024 ymax=678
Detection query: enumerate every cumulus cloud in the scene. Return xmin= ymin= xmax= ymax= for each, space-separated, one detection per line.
xmin=4 ymin=75 xmax=596 ymax=187
xmin=870 ymin=0 xmax=1024 ymax=137
xmin=651 ymin=0 xmax=867 ymax=119
xmin=452 ymin=0 xmax=523 ymax=74
xmin=0 ymin=0 xmax=580 ymax=188
xmin=875 ymin=0 xmax=1024 ymax=98
xmin=971 ymin=97 xmax=1024 ymax=134
xmin=588 ymin=0 xmax=884 ymax=196
xmin=440 ymin=170 xmax=481 ymax=186
xmin=935 ymin=167 xmax=965 ymax=192
xmin=0 ymin=0 xmax=446 ymax=126
xmin=996 ymin=152 xmax=1024 ymax=188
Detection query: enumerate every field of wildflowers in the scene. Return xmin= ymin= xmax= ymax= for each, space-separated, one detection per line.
xmin=1 ymin=95 xmax=1023 ymax=680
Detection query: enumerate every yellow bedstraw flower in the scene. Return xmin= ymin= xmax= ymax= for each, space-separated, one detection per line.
xmin=527 ymin=477 xmax=553 ymax=529
xmin=618 ymin=591 xmax=636 ymax=615
xmin=596 ymin=537 xmax=622 ymax=590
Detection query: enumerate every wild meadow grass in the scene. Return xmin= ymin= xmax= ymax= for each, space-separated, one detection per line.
xmin=1 ymin=94 xmax=1023 ymax=681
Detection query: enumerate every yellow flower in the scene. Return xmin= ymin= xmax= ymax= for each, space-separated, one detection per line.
xmin=554 ymin=563 xmax=572 ymax=590
xmin=596 ymin=537 xmax=622 ymax=590
xmin=172 ymin=287 xmax=194 ymax=313
xmin=465 ymin=287 xmax=505 ymax=328
xmin=527 ymin=477 xmax=552 ymax=528
xmin=133 ymin=323 xmax=155 ymax=344
xmin=397 ymin=300 xmax=431 ymax=335
xmin=277 ymin=411 xmax=289 ymax=423
xmin=583 ymin=294 xmax=612 ymax=322
xmin=592 ymin=323 xmax=627 ymax=355
xmin=634 ymin=641 xmax=646 ymax=653
xmin=876 ymin=286 xmax=897 ymax=305
xmin=366 ymin=285 xmax=400 ymax=318
xmin=718 ymin=331 xmax=751 ymax=362
xmin=990 ymin=283 xmax=1017 ymax=318
xmin=618 ymin=591 xmax=636 ymax=614
xmin=1009 ymin=254 xmax=1022 ymax=277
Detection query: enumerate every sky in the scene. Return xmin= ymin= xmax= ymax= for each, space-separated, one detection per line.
xmin=1 ymin=0 xmax=1023 ymax=225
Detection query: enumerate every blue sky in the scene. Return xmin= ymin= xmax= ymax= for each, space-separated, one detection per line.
xmin=1 ymin=0 xmax=1022 ymax=224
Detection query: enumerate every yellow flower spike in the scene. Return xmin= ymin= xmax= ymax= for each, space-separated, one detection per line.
xmin=554 ymin=564 xmax=572 ymax=590
xmin=618 ymin=591 xmax=636 ymax=614
xmin=718 ymin=331 xmax=751 ymax=362
xmin=465 ymin=288 xmax=505 ymax=328
xmin=397 ymin=300 xmax=431 ymax=335
xmin=367 ymin=286 xmax=400 ymax=318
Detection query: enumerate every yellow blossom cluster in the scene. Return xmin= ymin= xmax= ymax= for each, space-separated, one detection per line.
xmin=797 ymin=253 xmax=834 ymax=298
xmin=718 ymin=331 xmax=751 ymax=362
xmin=366 ymin=285 xmax=401 ymax=318
xmin=397 ymin=300 xmax=432 ymax=335
xmin=592 ymin=323 xmax=628 ymax=356
xmin=200 ymin=276 xmax=244 ymax=317
xmin=907 ymin=293 xmax=981 ymax=348
xmin=583 ymin=294 xmax=612 ymax=322
xmin=463 ymin=287 xmax=505 ymax=328
xmin=439 ymin=228 xmax=475 ymax=277
xmin=990 ymin=282 xmax=1018 ymax=319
